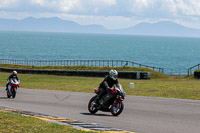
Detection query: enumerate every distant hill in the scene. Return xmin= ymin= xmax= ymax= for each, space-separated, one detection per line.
xmin=113 ymin=21 xmax=200 ymax=37
xmin=0 ymin=17 xmax=107 ymax=33
xmin=0 ymin=17 xmax=200 ymax=37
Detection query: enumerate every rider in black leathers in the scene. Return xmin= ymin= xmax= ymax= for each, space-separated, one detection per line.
xmin=95 ymin=69 xmax=119 ymax=106
xmin=6 ymin=71 xmax=20 ymax=90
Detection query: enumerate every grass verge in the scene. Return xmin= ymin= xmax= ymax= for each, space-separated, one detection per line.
xmin=0 ymin=71 xmax=200 ymax=100
xmin=0 ymin=111 xmax=96 ymax=133
xmin=0 ymin=64 xmax=168 ymax=79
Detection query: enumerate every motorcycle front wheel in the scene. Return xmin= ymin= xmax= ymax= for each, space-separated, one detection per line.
xmin=88 ymin=96 xmax=98 ymax=114
xmin=111 ymin=101 xmax=124 ymax=116
xmin=7 ymin=91 xmax=11 ymax=98
xmin=12 ymin=89 xmax=16 ymax=98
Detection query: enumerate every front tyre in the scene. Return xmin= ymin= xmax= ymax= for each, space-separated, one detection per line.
xmin=12 ymin=89 xmax=16 ymax=98
xmin=7 ymin=91 xmax=11 ymax=98
xmin=111 ymin=101 xmax=124 ymax=116
xmin=88 ymin=96 xmax=98 ymax=114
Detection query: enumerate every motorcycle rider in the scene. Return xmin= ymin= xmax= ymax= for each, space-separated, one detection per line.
xmin=6 ymin=71 xmax=20 ymax=90
xmin=94 ymin=69 xmax=119 ymax=107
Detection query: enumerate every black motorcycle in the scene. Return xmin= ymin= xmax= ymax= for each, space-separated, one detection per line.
xmin=88 ymin=84 xmax=126 ymax=116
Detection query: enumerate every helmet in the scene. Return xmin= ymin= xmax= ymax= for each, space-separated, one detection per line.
xmin=109 ymin=69 xmax=118 ymax=80
xmin=12 ymin=71 xmax=17 ymax=76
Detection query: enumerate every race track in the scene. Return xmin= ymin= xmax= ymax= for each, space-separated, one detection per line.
xmin=0 ymin=87 xmax=200 ymax=133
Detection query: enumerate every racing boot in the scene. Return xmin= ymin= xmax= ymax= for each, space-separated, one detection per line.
xmin=94 ymin=97 xmax=100 ymax=106
xmin=94 ymin=97 xmax=102 ymax=109
xmin=5 ymin=84 xmax=8 ymax=91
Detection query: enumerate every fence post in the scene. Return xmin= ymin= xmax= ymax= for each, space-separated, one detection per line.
xmin=188 ymin=69 xmax=190 ymax=76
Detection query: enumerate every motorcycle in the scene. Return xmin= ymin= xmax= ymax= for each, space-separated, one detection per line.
xmin=7 ymin=78 xmax=20 ymax=99
xmin=88 ymin=84 xmax=126 ymax=116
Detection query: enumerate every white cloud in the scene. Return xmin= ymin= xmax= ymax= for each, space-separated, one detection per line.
xmin=30 ymin=0 xmax=82 ymax=12
xmin=0 ymin=0 xmax=18 ymax=8
xmin=31 ymin=0 xmax=45 ymax=6
xmin=1 ymin=0 xmax=200 ymax=16
xmin=176 ymin=0 xmax=200 ymax=16
xmin=90 ymin=0 xmax=116 ymax=6
xmin=60 ymin=0 xmax=81 ymax=12
xmin=0 ymin=0 xmax=200 ymax=29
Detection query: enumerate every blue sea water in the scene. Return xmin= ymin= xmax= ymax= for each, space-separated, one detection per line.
xmin=0 ymin=31 xmax=200 ymax=69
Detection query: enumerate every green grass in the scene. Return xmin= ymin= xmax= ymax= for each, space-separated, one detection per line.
xmin=0 ymin=71 xmax=200 ymax=100
xmin=0 ymin=64 xmax=199 ymax=100
xmin=0 ymin=65 xmax=199 ymax=132
xmin=128 ymin=77 xmax=200 ymax=100
xmin=0 ymin=64 xmax=168 ymax=79
xmin=0 ymin=111 xmax=96 ymax=133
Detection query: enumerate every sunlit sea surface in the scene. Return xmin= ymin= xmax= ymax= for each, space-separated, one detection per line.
xmin=0 ymin=31 xmax=200 ymax=69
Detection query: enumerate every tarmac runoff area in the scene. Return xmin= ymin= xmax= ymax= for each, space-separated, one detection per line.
xmin=0 ymin=106 xmax=135 ymax=133
xmin=1 ymin=88 xmax=200 ymax=133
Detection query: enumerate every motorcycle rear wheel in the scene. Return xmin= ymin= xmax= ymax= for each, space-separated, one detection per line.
xmin=111 ymin=101 xmax=124 ymax=116
xmin=88 ymin=96 xmax=98 ymax=114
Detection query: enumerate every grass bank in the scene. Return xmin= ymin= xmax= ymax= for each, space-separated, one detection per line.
xmin=0 ymin=111 xmax=96 ymax=133
xmin=0 ymin=64 xmax=168 ymax=79
xmin=0 ymin=71 xmax=199 ymax=100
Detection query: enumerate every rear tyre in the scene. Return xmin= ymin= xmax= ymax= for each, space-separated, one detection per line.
xmin=111 ymin=101 xmax=124 ymax=116
xmin=88 ymin=96 xmax=98 ymax=114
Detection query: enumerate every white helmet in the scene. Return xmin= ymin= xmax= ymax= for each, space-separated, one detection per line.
xmin=109 ymin=69 xmax=118 ymax=80
xmin=12 ymin=71 xmax=17 ymax=77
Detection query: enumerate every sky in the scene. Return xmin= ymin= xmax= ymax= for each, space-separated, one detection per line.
xmin=0 ymin=0 xmax=200 ymax=29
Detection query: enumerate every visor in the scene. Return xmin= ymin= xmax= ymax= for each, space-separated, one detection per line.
xmin=112 ymin=75 xmax=118 ymax=80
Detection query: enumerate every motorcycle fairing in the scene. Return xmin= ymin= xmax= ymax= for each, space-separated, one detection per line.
xmin=100 ymin=93 xmax=116 ymax=108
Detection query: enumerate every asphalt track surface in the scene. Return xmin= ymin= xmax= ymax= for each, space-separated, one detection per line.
xmin=0 ymin=87 xmax=200 ymax=133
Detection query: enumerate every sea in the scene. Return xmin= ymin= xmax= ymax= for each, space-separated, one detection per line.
xmin=0 ymin=31 xmax=200 ymax=71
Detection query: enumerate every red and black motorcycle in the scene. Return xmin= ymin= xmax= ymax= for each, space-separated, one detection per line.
xmin=7 ymin=78 xmax=20 ymax=99
xmin=88 ymin=84 xmax=126 ymax=116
